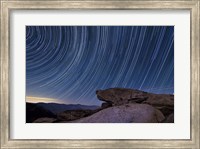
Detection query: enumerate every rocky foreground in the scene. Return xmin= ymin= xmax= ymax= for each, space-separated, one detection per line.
xmin=70 ymin=104 xmax=164 ymax=123
xmin=28 ymin=88 xmax=174 ymax=123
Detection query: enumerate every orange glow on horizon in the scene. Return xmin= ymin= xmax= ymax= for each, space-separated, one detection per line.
xmin=26 ymin=96 xmax=66 ymax=104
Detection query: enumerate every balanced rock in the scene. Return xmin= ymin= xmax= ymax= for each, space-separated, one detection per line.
xmin=96 ymin=88 xmax=148 ymax=106
xmin=70 ymin=104 xmax=165 ymax=123
xmin=96 ymin=88 xmax=174 ymax=117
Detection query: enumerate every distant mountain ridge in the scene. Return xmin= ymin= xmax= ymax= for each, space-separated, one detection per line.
xmin=28 ymin=102 xmax=99 ymax=114
xmin=26 ymin=88 xmax=174 ymax=123
xmin=26 ymin=102 xmax=56 ymax=123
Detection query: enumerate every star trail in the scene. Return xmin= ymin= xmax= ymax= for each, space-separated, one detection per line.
xmin=26 ymin=26 xmax=174 ymax=106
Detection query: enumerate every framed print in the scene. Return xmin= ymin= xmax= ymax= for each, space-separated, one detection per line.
xmin=1 ymin=0 xmax=199 ymax=148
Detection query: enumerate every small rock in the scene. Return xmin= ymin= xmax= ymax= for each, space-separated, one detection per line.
xmin=162 ymin=113 xmax=174 ymax=123
xmin=33 ymin=117 xmax=57 ymax=123
xmin=156 ymin=106 xmax=174 ymax=117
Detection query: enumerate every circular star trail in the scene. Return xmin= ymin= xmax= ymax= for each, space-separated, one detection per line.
xmin=26 ymin=26 xmax=174 ymax=105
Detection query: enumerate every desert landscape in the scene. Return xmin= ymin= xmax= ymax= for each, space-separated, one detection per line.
xmin=26 ymin=88 xmax=174 ymax=123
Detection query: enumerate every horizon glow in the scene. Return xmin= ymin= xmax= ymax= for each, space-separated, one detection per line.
xmin=26 ymin=26 xmax=174 ymax=106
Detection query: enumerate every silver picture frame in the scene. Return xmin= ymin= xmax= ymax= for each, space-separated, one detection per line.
xmin=1 ymin=0 xmax=199 ymax=148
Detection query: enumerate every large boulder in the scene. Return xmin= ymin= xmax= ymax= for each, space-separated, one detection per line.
xmin=70 ymin=104 xmax=165 ymax=123
xmin=96 ymin=88 xmax=148 ymax=106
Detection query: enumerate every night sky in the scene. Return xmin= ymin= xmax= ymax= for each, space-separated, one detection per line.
xmin=26 ymin=26 xmax=174 ymax=106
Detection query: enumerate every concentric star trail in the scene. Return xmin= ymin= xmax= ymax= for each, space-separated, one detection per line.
xmin=26 ymin=26 xmax=174 ymax=105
